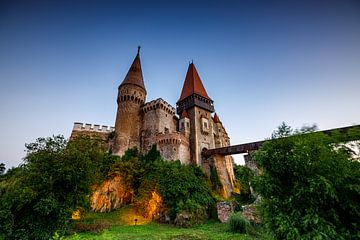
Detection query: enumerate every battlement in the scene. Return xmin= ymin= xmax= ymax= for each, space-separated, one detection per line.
xmin=72 ymin=122 xmax=115 ymax=133
xmin=142 ymin=98 xmax=176 ymax=115
xmin=156 ymin=132 xmax=189 ymax=146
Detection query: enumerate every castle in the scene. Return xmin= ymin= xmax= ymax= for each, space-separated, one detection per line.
xmin=71 ymin=48 xmax=236 ymax=197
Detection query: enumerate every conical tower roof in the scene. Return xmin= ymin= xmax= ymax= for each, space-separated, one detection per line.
xmin=120 ymin=47 xmax=146 ymax=92
xmin=178 ymin=63 xmax=211 ymax=102
xmin=213 ymin=113 xmax=221 ymax=123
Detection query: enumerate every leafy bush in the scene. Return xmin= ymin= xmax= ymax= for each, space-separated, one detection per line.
xmin=228 ymin=212 xmax=251 ymax=233
xmin=233 ymin=165 xmax=255 ymax=205
xmin=0 ymin=135 xmax=114 ymax=240
xmin=110 ymin=145 xmax=215 ymax=224
xmin=253 ymin=124 xmax=360 ymax=240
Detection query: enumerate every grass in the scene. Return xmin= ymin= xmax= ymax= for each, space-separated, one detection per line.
xmin=67 ymin=221 xmax=253 ymax=240
xmin=65 ymin=206 xmax=258 ymax=240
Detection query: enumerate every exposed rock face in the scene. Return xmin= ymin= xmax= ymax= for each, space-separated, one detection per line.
xmin=91 ymin=175 xmax=134 ymax=212
xmin=217 ymin=201 xmax=235 ymax=223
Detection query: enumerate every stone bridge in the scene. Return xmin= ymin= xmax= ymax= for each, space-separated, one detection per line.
xmin=201 ymin=124 xmax=359 ymax=198
xmin=203 ymin=124 xmax=360 ymax=157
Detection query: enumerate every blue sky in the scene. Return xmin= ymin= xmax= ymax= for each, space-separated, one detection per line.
xmin=1 ymin=0 xmax=360 ymax=168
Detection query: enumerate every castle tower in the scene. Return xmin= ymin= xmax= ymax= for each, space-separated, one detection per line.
xmin=113 ymin=47 xmax=146 ymax=156
xmin=176 ymin=63 xmax=215 ymax=165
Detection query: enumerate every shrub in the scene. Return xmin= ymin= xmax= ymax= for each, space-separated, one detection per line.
xmin=233 ymin=165 xmax=256 ymax=205
xmin=110 ymin=146 xmax=215 ymax=225
xmin=228 ymin=212 xmax=250 ymax=233
xmin=254 ymin=124 xmax=360 ymax=239
xmin=0 ymin=135 xmax=113 ymax=240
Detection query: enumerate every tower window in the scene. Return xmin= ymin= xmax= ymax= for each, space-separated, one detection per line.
xmin=187 ymin=122 xmax=190 ymax=127
xmin=181 ymin=122 xmax=185 ymax=129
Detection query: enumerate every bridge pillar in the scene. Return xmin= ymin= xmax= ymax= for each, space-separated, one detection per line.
xmin=244 ymin=153 xmax=260 ymax=174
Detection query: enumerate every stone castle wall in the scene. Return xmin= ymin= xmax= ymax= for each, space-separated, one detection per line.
xmin=141 ymin=98 xmax=190 ymax=164
xmin=70 ymin=122 xmax=114 ymax=150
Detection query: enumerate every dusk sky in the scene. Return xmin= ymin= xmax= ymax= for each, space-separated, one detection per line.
xmin=1 ymin=0 xmax=360 ymax=168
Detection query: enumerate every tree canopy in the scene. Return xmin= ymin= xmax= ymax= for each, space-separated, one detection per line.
xmin=0 ymin=135 xmax=117 ymax=240
xmin=253 ymin=123 xmax=360 ymax=240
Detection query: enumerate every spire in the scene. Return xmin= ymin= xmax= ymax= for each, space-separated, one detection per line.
xmin=213 ymin=113 xmax=221 ymax=123
xmin=178 ymin=63 xmax=211 ymax=102
xmin=120 ymin=47 xmax=146 ymax=92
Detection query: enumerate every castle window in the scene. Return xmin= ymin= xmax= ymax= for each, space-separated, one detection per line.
xmin=204 ymin=122 xmax=208 ymax=129
xmin=165 ymin=127 xmax=169 ymax=133
xmin=187 ymin=122 xmax=190 ymax=127
xmin=181 ymin=122 xmax=185 ymax=129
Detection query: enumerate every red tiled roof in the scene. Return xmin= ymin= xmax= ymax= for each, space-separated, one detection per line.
xmin=120 ymin=50 xmax=146 ymax=91
xmin=213 ymin=113 xmax=221 ymax=123
xmin=178 ymin=63 xmax=211 ymax=102
xmin=180 ymin=110 xmax=189 ymax=119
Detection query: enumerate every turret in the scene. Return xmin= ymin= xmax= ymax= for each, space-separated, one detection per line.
xmin=179 ymin=110 xmax=190 ymax=136
xmin=113 ymin=47 xmax=146 ymax=156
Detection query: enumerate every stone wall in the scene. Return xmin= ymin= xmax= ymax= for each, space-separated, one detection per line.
xmin=217 ymin=201 xmax=235 ymax=223
xmin=156 ymin=132 xmax=190 ymax=164
xmin=70 ymin=123 xmax=113 ymax=151
xmin=141 ymin=98 xmax=177 ymax=152
xmin=188 ymin=107 xmax=215 ymax=165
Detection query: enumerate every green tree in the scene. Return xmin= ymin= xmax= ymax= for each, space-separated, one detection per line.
xmin=253 ymin=124 xmax=360 ymax=239
xmin=0 ymin=135 xmax=114 ymax=240
xmin=0 ymin=163 xmax=5 ymax=175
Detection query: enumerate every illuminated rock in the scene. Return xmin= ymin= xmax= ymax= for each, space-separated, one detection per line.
xmin=91 ymin=175 xmax=134 ymax=212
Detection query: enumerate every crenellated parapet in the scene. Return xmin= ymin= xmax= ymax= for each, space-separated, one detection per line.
xmin=156 ymin=132 xmax=189 ymax=146
xmin=117 ymin=84 xmax=146 ymax=105
xmin=142 ymin=98 xmax=175 ymax=115
xmin=72 ymin=122 xmax=115 ymax=133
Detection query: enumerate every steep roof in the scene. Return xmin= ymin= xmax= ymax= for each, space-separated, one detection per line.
xmin=180 ymin=110 xmax=189 ymax=119
xmin=120 ymin=47 xmax=146 ymax=91
xmin=178 ymin=63 xmax=211 ymax=102
xmin=213 ymin=113 xmax=221 ymax=123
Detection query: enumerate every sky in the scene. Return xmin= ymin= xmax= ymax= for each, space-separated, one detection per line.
xmin=0 ymin=0 xmax=360 ymax=169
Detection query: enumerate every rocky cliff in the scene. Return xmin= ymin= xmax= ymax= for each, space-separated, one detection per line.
xmin=91 ymin=175 xmax=134 ymax=212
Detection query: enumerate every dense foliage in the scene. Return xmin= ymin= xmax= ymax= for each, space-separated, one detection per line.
xmin=233 ymin=165 xmax=255 ymax=205
xmin=110 ymin=145 xmax=215 ymax=222
xmin=253 ymin=124 xmax=360 ymax=239
xmin=0 ymin=135 xmax=116 ymax=240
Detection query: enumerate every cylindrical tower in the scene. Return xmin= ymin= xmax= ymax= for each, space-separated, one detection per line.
xmin=113 ymin=47 xmax=146 ymax=156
